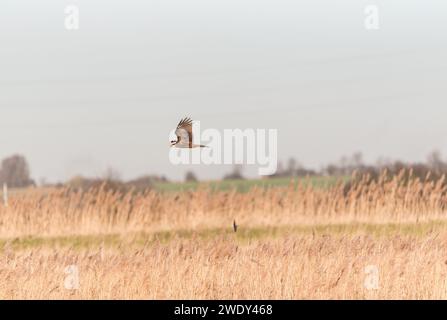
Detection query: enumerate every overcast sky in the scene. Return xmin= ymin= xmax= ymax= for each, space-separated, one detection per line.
xmin=0 ymin=0 xmax=446 ymax=182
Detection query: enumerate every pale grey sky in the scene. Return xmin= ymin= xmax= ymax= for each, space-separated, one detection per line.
xmin=0 ymin=0 xmax=446 ymax=182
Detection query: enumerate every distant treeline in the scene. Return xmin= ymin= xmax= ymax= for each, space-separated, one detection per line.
xmin=64 ymin=174 xmax=169 ymax=193
xmin=0 ymin=155 xmax=35 ymax=188
xmin=270 ymin=151 xmax=447 ymax=184
xmin=1 ymin=151 xmax=447 ymax=190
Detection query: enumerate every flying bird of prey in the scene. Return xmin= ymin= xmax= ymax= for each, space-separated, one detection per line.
xmin=170 ymin=117 xmax=207 ymax=148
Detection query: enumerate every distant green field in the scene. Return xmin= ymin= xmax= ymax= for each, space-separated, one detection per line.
xmin=153 ymin=176 xmax=349 ymax=193
xmin=0 ymin=176 xmax=349 ymax=197
xmin=1 ymin=219 xmax=443 ymax=250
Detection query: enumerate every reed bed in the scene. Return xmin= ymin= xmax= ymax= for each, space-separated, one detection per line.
xmin=1 ymin=171 xmax=447 ymax=299
xmin=0 ymin=171 xmax=446 ymax=238
xmin=1 ymin=235 xmax=447 ymax=299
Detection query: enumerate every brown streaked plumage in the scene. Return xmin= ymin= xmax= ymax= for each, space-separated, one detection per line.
xmin=170 ymin=117 xmax=207 ymax=148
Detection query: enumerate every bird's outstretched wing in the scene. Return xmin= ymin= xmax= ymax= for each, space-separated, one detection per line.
xmin=175 ymin=117 xmax=193 ymax=147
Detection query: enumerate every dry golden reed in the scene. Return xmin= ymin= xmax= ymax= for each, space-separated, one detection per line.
xmin=1 ymin=171 xmax=447 ymax=299
xmin=2 ymin=235 xmax=447 ymax=299
xmin=0 ymin=171 xmax=446 ymax=238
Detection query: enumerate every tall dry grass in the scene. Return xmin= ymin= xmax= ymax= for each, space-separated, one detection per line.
xmin=0 ymin=171 xmax=446 ymax=238
xmin=1 ymin=171 xmax=447 ymax=299
xmin=2 ymin=235 xmax=447 ymax=299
